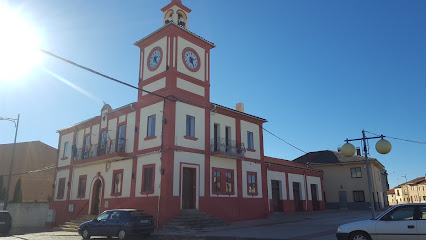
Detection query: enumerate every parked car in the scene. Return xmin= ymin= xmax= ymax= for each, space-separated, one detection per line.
xmin=0 ymin=210 xmax=12 ymax=236
xmin=336 ymin=203 xmax=426 ymax=240
xmin=78 ymin=209 xmax=155 ymax=240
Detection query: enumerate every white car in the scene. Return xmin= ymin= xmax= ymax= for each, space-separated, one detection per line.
xmin=336 ymin=203 xmax=426 ymax=240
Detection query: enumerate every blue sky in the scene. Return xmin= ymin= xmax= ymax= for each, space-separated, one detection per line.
xmin=0 ymin=0 xmax=425 ymax=189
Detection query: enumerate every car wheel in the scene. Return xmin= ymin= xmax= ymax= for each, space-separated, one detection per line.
xmin=118 ymin=229 xmax=127 ymax=240
xmin=349 ymin=231 xmax=371 ymax=240
xmin=82 ymin=228 xmax=91 ymax=239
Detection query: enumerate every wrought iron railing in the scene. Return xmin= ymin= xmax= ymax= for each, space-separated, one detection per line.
xmin=72 ymin=138 xmax=126 ymax=161
xmin=210 ymin=138 xmax=246 ymax=158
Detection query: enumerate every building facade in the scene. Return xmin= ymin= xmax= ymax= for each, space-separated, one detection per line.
xmin=294 ymin=150 xmax=389 ymax=210
xmin=0 ymin=141 xmax=57 ymax=205
xmin=51 ymin=0 xmax=325 ymax=228
xmin=390 ymin=176 xmax=426 ymax=205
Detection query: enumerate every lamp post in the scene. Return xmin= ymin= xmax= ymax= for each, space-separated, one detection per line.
xmin=0 ymin=114 xmax=20 ymax=210
xmin=341 ymin=130 xmax=391 ymax=219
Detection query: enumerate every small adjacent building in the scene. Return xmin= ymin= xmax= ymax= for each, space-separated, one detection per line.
xmin=0 ymin=141 xmax=57 ymax=205
xmin=294 ymin=150 xmax=389 ymax=210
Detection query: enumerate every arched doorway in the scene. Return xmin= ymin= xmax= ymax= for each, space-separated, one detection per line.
xmin=91 ymin=179 xmax=102 ymax=215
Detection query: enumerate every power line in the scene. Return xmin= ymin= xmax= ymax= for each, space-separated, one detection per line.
xmin=40 ymin=49 xmax=171 ymax=101
xmin=262 ymin=128 xmax=307 ymax=154
xmin=365 ymin=130 xmax=426 ymax=145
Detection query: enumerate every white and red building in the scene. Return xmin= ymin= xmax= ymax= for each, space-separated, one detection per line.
xmin=51 ymin=0 xmax=325 ymax=228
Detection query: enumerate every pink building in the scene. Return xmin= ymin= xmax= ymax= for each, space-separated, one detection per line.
xmin=51 ymin=0 xmax=325 ymax=228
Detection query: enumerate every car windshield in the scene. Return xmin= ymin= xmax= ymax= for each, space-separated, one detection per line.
xmin=374 ymin=205 xmax=398 ymax=220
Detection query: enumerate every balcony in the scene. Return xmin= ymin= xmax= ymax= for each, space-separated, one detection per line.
xmin=72 ymin=138 xmax=127 ymax=162
xmin=210 ymin=138 xmax=246 ymax=160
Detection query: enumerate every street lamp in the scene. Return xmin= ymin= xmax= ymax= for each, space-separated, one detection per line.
xmin=0 ymin=114 xmax=20 ymax=210
xmin=341 ymin=130 xmax=391 ymax=219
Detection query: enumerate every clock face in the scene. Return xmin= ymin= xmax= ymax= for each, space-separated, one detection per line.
xmin=147 ymin=47 xmax=162 ymax=71
xmin=182 ymin=48 xmax=201 ymax=72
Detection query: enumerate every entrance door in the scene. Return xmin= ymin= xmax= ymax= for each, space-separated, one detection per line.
xmin=182 ymin=168 xmax=195 ymax=209
xmin=293 ymin=182 xmax=303 ymax=211
xmin=271 ymin=180 xmax=283 ymax=212
xmin=311 ymin=184 xmax=320 ymax=211
xmin=338 ymin=191 xmax=348 ymax=209
xmin=92 ymin=180 xmax=102 ymax=215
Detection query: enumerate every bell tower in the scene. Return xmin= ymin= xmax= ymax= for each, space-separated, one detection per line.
xmin=134 ymin=0 xmax=215 ymax=105
xmin=162 ymin=0 xmax=191 ymax=30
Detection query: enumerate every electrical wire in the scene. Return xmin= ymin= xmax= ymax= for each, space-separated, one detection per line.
xmin=262 ymin=128 xmax=307 ymax=154
xmin=40 ymin=49 xmax=308 ymax=155
xmin=40 ymin=49 xmax=172 ymax=101
xmin=365 ymin=130 xmax=426 ymax=145
xmin=0 ymin=164 xmax=56 ymax=177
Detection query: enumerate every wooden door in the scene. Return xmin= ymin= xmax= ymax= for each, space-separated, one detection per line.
xmin=271 ymin=180 xmax=283 ymax=212
xmin=92 ymin=180 xmax=102 ymax=215
xmin=311 ymin=184 xmax=320 ymax=211
xmin=182 ymin=168 xmax=195 ymax=209
xmin=293 ymin=182 xmax=303 ymax=211
xmin=338 ymin=191 xmax=348 ymax=209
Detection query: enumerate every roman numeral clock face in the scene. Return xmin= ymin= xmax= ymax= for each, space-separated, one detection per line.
xmin=182 ymin=48 xmax=201 ymax=72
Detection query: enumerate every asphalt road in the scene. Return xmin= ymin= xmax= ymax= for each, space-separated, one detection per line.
xmin=1 ymin=210 xmax=377 ymax=240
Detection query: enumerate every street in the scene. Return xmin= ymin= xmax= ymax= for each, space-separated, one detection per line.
xmin=2 ymin=210 xmax=376 ymax=240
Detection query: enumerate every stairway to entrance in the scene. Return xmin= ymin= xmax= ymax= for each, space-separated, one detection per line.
xmin=53 ymin=215 xmax=96 ymax=232
xmin=162 ymin=209 xmax=227 ymax=231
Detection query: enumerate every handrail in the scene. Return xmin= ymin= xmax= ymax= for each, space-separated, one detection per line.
xmin=72 ymin=138 xmax=126 ymax=161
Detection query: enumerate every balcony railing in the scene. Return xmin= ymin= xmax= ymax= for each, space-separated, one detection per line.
xmin=210 ymin=138 xmax=246 ymax=159
xmin=72 ymin=138 xmax=126 ymax=161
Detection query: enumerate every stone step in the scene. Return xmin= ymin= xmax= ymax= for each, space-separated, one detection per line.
xmin=162 ymin=210 xmax=227 ymax=232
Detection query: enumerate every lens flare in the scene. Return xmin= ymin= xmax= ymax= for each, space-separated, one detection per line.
xmin=0 ymin=4 xmax=42 ymax=82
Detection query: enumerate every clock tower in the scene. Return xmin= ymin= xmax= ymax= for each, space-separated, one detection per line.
xmin=134 ymin=0 xmax=215 ymax=105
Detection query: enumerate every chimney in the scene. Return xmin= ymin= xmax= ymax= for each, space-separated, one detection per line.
xmin=356 ymin=147 xmax=361 ymax=156
xmin=236 ymin=103 xmax=244 ymax=113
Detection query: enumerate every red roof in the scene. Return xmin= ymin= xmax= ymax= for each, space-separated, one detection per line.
xmin=265 ymin=156 xmax=320 ymax=172
xmin=387 ymin=189 xmax=395 ymax=194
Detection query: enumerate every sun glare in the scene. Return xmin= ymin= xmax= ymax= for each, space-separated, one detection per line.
xmin=0 ymin=4 xmax=42 ymax=83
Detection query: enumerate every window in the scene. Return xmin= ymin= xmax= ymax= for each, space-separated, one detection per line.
xmin=147 ymin=115 xmax=156 ymax=137
xmin=247 ymin=131 xmax=254 ymax=149
xmin=99 ymin=130 xmax=107 ymax=155
xmin=186 ymin=115 xmax=195 ymax=137
xmin=212 ymin=168 xmax=234 ymax=195
xmin=57 ymin=178 xmax=66 ymax=199
xmin=213 ymin=170 xmax=221 ymax=193
xmin=83 ymin=135 xmax=91 ymax=159
xmin=353 ymin=191 xmax=365 ymax=202
xmin=117 ymin=125 xmax=126 ymax=152
xmin=350 ymin=167 xmax=362 ymax=178
xmin=112 ymin=170 xmax=123 ymax=195
xmin=420 ymin=206 xmax=426 ymax=220
xmin=96 ymin=212 xmax=110 ymax=222
xmin=142 ymin=165 xmax=155 ymax=194
xmin=247 ymin=172 xmax=257 ymax=195
xmin=384 ymin=206 xmax=416 ymax=221
xmin=77 ymin=175 xmax=87 ymax=197
xmin=226 ymin=171 xmax=233 ymax=193
xmin=397 ymin=190 xmax=400 ymax=196
xmin=63 ymin=141 xmax=69 ymax=158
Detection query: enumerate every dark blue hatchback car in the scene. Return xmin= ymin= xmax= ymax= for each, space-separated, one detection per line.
xmin=0 ymin=211 xmax=12 ymax=236
xmin=78 ymin=209 xmax=154 ymax=240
